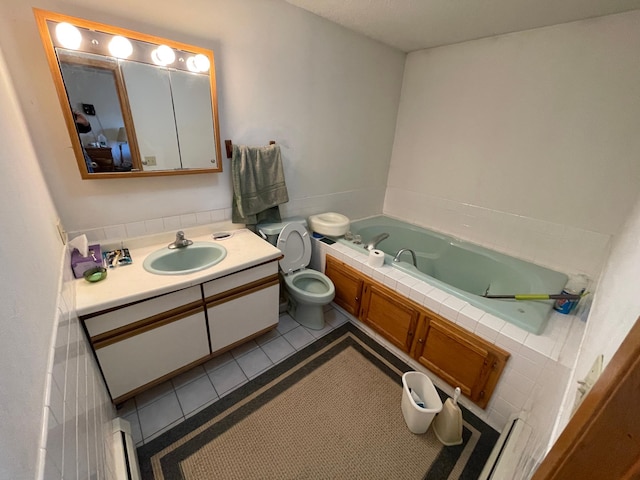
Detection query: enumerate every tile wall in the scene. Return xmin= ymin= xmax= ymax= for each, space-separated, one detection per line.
xmin=66 ymin=187 xmax=386 ymax=245
xmin=39 ymin=253 xmax=118 ymax=479
xmin=384 ymin=187 xmax=612 ymax=280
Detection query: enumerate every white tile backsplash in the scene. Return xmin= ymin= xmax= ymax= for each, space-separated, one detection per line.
xmin=383 ymin=187 xmax=611 ymax=279
xmin=68 ymin=208 xmax=233 ymax=243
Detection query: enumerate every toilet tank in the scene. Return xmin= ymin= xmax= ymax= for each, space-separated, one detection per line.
xmin=256 ymin=217 xmax=308 ymax=245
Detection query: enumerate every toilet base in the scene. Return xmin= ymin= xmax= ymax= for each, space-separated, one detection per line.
xmin=287 ymin=296 xmax=325 ymax=330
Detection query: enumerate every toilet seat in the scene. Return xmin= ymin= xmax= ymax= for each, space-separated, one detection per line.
xmin=283 ymin=271 xmax=334 ymax=304
xmin=275 ymin=221 xmax=335 ymax=330
xmin=277 ymin=223 xmax=312 ymax=274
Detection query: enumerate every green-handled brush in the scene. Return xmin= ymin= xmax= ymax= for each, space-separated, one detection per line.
xmin=482 ymin=285 xmax=587 ymax=301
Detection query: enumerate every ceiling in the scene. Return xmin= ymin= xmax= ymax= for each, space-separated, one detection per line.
xmin=285 ymin=0 xmax=640 ymax=52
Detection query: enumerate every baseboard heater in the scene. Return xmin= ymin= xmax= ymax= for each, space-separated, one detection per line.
xmin=113 ymin=418 xmax=141 ymax=480
xmin=479 ymin=414 xmax=533 ymax=480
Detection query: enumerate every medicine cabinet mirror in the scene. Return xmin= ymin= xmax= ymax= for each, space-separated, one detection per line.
xmin=34 ymin=9 xmax=222 ymax=179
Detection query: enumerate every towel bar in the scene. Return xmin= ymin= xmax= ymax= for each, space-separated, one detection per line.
xmin=225 ymin=140 xmax=276 ymax=159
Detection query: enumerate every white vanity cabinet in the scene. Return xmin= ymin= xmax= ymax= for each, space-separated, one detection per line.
xmin=81 ymin=259 xmax=281 ymax=405
xmin=203 ymin=262 xmax=280 ymax=354
xmin=83 ymin=286 xmax=209 ymax=403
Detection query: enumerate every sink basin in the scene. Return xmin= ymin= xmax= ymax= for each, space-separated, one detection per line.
xmin=143 ymin=242 xmax=227 ymax=275
xmin=308 ymin=212 xmax=350 ymax=237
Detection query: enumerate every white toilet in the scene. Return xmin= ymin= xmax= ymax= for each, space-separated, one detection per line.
xmin=259 ymin=219 xmax=335 ymax=330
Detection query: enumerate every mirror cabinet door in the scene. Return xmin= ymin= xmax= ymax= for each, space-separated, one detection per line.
xmin=34 ymin=8 xmax=222 ymax=179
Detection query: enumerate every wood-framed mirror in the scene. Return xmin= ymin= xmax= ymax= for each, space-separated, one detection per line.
xmin=34 ymin=8 xmax=223 ymax=179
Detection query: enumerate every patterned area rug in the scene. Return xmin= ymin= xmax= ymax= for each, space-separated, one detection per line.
xmin=137 ymin=323 xmax=498 ymax=479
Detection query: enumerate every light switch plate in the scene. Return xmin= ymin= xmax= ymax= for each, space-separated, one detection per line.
xmin=55 ymin=218 xmax=67 ymax=244
xmin=572 ymin=354 xmax=603 ymax=414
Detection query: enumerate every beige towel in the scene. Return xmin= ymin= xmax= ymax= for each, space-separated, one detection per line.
xmin=231 ymin=144 xmax=289 ymax=225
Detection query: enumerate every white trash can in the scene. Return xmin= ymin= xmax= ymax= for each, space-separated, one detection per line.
xmin=401 ymin=371 xmax=443 ymax=434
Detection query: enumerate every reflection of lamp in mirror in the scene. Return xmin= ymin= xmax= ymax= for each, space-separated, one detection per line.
xmin=108 ymin=35 xmax=133 ymax=59
xmin=186 ymin=54 xmax=210 ymax=73
xmin=151 ymin=45 xmax=175 ymax=66
xmin=117 ymin=127 xmax=128 ymax=165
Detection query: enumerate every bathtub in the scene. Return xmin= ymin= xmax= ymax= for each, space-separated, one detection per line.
xmin=339 ymin=216 xmax=568 ymax=335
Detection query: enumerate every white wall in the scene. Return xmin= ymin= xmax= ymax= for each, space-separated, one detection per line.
xmin=0 ymin=0 xmax=405 ymax=237
xmin=0 ymin=39 xmax=117 ymax=480
xmin=385 ymin=11 xmax=640 ymax=279
xmin=0 ymin=41 xmax=63 ymax=480
xmin=552 ymin=192 xmax=640 ymax=442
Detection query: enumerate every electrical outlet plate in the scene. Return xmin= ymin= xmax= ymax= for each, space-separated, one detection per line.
xmin=144 ymin=156 xmax=157 ymax=166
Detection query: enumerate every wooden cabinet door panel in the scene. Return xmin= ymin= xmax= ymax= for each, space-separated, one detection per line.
xmin=360 ymin=283 xmax=418 ymax=352
xmin=325 ymin=256 xmax=363 ymax=317
xmin=414 ymin=315 xmax=509 ymax=408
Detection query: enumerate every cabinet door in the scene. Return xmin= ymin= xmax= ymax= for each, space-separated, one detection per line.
xmin=325 ymin=256 xmax=363 ymax=317
xmin=94 ymin=308 xmax=209 ymax=402
xmin=207 ymin=284 xmax=279 ymax=353
xmin=413 ymin=314 xmax=509 ymax=409
xmin=360 ymin=282 xmax=419 ymax=353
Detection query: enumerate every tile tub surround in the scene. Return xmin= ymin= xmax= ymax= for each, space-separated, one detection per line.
xmin=383 ymin=190 xmax=611 ymax=281
xmin=316 ymin=240 xmax=585 ymax=431
xmin=342 ymin=215 xmax=570 ymax=335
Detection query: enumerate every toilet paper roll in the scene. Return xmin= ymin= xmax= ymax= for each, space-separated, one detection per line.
xmin=367 ymin=249 xmax=385 ymax=268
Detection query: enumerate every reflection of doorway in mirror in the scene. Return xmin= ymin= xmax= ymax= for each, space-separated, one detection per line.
xmin=120 ymin=61 xmax=181 ymax=171
xmin=60 ymin=60 xmax=125 ymax=167
xmin=170 ymin=71 xmax=217 ymax=169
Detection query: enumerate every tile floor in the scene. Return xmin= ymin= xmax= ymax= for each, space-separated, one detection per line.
xmin=119 ymin=306 xmax=349 ymax=446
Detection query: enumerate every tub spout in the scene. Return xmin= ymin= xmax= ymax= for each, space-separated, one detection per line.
xmin=393 ymin=248 xmax=417 ymax=267
xmin=365 ymin=232 xmax=389 ymax=251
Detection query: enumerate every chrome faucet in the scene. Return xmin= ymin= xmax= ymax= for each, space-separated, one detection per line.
xmin=168 ymin=231 xmax=193 ymax=249
xmin=365 ymin=232 xmax=389 ymax=251
xmin=393 ymin=248 xmax=417 ymax=267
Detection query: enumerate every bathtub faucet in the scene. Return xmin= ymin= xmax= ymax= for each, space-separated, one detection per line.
xmin=393 ymin=248 xmax=417 ymax=267
xmin=365 ymin=232 xmax=389 ymax=251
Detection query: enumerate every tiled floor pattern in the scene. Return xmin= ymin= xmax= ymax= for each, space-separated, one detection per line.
xmin=120 ymin=306 xmax=349 ymax=446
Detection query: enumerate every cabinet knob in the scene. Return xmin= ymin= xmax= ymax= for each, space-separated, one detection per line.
xmin=418 ymin=338 xmax=424 ymax=343
xmin=355 ymin=297 xmax=359 ymax=302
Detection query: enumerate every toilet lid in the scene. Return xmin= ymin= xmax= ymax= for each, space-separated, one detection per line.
xmin=277 ymin=223 xmax=311 ymax=273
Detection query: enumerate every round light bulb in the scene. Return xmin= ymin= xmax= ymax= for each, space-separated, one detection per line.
xmin=194 ymin=54 xmax=210 ymax=72
xmin=186 ymin=54 xmax=210 ymax=73
xmin=55 ymin=22 xmax=82 ymax=50
xmin=186 ymin=56 xmax=199 ymax=72
xmin=108 ymin=36 xmax=133 ymax=59
xmin=151 ymin=45 xmax=175 ymax=66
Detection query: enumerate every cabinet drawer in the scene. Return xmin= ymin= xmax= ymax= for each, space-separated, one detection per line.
xmin=84 ymin=286 xmax=202 ymax=337
xmin=202 ymin=261 xmax=278 ymax=300
xmin=95 ymin=309 xmax=209 ymax=400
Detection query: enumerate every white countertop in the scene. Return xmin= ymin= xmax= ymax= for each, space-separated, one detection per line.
xmin=75 ymin=228 xmax=282 ymax=317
